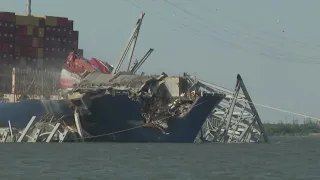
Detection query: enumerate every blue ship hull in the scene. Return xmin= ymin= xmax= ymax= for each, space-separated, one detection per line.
xmin=0 ymin=100 xmax=72 ymax=128
xmin=80 ymin=92 xmax=224 ymax=142
xmin=0 ymin=93 xmax=223 ymax=143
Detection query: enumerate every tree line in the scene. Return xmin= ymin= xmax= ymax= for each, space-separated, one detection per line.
xmin=263 ymin=121 xmax=320 ymax=136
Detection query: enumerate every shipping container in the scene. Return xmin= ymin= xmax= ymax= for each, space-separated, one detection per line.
xmin=0 ymin=12 xmax=15 ymax=22
xmin=0 ymin=31 xmax=14 ymax=40
xmin=15 ymin=35 xmax=33 ymax=46
xmin=32 ymin=37 xmax=44 ymax=47
xmin=45 ymin=26 xmax=69 ymax=37
xmin=0 ymin=12 xmax=79 ymax=72
xmin=15 ymin=46 xmax=20 ymax=56
xmin=33 ymin=27 xmax=39 ymax=37
xmin=38 ymin=18 xmax=45 ymax=27
xmin=18 ymin=46 xmax=37 ymax=57
xmin=44 ymin=36 xmax=61 ymax=47
xmin=15 ymin=15 xmax=39 ymax=26
xmin=0 ymin=21 xmax=15 ymax=33
xmin=37 ymin=48 xmax=44 ymax=58
xmin=44 ymin=16 xmax=57 ymax=26
xmin=15 ymin=25 xmax=35 ymax=36
xmin=0 ymin=26 xmax=15 ymax=33
xmin=44 ymin=47 xmax=52 ymax=57
xmin=0 ymin=53 xmax=14 ymax=61
xmin=38 ymin=28 xmax=44 ymax=37
xmin=66 ymin=40 xmax=78 ymax=49
xmin=57 ymin=17 xmax=68 ymax=27
xmin=68 ymin=30 xmax=79 ymax=41
xmin=67 ymin=20 xmax=74 ymax=29
xmin=57 ymin=27 xmax=69 ymax=36
xmin=0 ymin=43 xmax=14 ymax=53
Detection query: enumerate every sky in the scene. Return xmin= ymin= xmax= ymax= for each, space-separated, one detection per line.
xmin=1 ymin=0 xmax=320 ymax=123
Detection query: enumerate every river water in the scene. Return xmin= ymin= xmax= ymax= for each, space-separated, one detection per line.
xmin=0 ymin=137 xmax=318 ymax=180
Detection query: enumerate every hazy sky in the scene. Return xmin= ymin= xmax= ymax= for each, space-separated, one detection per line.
xmin=2 ymin=0 xmax=320 ymax=123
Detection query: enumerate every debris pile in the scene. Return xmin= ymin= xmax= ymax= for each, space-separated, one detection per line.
xmin=0 ymin=114 xmax=80 ymax=143
xmin=69 ymin=72 xmax=201 ymax=134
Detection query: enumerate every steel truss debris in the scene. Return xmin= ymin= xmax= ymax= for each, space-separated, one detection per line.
xmin=184 ymin=73 xmax=268 ymax=143
xmin=0 ymin=114 xmax=80 ymax=143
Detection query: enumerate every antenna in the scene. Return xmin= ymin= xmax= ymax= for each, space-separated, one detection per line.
xmin=27 ymin=0 xmax=31 ymax=16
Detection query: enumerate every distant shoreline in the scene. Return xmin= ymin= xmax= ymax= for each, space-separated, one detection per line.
xmin=268 ymin=133 xmax=320 ymax=137
xmin=263 ymin=123 xmax=320 ymax=137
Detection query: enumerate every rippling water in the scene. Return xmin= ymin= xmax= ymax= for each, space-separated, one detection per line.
xmin=0 ymin=137 xmax=319 ymax=180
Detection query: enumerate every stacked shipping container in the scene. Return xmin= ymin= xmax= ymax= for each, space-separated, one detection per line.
xmin=0 ymin=12 xmax=15 ymax=94
xmin=0 ymin=11 xmax=83 ymax=69
xmin=42 ymin=16 xmax=82 ymax=68
xmin=0 ymin=11 xmax=83 ymax=95
xmin=0 ymin=12 xmax=15 ymax=64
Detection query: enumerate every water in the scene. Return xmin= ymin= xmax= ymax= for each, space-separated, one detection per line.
xmin=0 ymin=137 xmax=319 ymax=179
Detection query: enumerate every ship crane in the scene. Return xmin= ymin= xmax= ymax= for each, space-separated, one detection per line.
xmin=112 ymin=12 xmax=153 ymax=75
xmin=130 ymin=48 xmax=154 ymax=74
xmin=27 ymin=0 xmax=31 ymax=15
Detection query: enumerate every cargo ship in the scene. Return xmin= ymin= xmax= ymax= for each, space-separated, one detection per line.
xmin=0 ymin=11 xmax=81 ymax=99
xmin=62 ymin=13 xmax=225 ymax=142
xmin=66 ymin=71 xmax=225 ymax=142
xmin=0 ymin=11 xmax=225 ymax=143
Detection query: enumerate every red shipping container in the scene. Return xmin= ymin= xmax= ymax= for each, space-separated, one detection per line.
xmin=0 ymin=43 xmax=14 ymax=53
xmin=19 ymin=47 xmax=37 ymax=57
xmin=15 ymin=36 xmax=33 ymax=46
xmin=0 ymin=12 xmax=15 ymax=22
xmin=28 ymin=47 xmax=37 ymax=57
xmin=0 ymin=43 xmax=9 ymax=53
xmin=15 ymin=25 xmax=27 ymax=35
xmin=57 ymin=17 xmax=69 ymax=27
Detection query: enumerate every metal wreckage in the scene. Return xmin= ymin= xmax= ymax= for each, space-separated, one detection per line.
xmin=0 ymin=12 xmax=268 ymax=143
